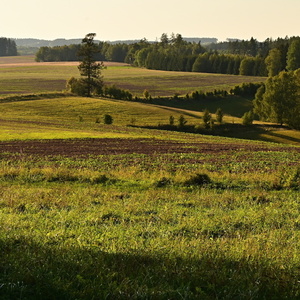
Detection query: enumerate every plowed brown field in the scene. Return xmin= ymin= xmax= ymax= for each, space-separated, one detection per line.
xmin=0 ymin=138 xmax=298 ymax=158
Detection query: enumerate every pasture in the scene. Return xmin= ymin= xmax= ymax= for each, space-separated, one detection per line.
xmin=0 ymin=56 xmax=300 ymax=299
xmin=0 ymin=55 xmax=264 ymax=97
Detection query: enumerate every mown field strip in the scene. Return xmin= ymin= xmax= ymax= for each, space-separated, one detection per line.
xmin=0 ymin=55 xmax=265 ymax=97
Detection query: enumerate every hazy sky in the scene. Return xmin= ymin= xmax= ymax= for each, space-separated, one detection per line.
xmin=2 ymin=0 xmax=300 ymax=42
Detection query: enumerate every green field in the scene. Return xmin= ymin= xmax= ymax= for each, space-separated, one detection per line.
xmin=0 ymin=56 xmax=300 ymax=299
xmin=0 ymin=55 xmax=264 ymax=97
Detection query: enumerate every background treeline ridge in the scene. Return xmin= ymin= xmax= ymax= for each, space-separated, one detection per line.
xmin=31 ymin=34 xmax=300 ymax=76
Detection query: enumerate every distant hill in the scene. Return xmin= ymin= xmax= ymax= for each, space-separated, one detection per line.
xmin=14 ymin=37 xmax=218 ymax=48
xmin=14 ymin=38 xmax=91 ymax=47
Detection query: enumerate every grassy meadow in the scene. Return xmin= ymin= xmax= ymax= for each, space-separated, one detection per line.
xmin=0 ymin=56 xmax=300 ymax=299
xmin=0 ymin=55 xmax=264 ymax=97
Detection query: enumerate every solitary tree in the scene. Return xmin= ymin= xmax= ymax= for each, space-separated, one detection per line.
xmin=77 ymin=33 xmax=105 ymax=97
xmin=202 ymin=109 xmax=211 ymax=128
xmin=178 ymin=115 xmax=187 ymax=128
xmin=215 ymin=108 xmax=224 ymax=124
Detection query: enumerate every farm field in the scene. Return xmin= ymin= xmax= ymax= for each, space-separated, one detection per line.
xmin=0 ymin=55 xmax=265 ymax=97
xmin=0 ymin=56 xmax=300 ymax=299
xmin=0 ymin=96 xmax=300 ymax=299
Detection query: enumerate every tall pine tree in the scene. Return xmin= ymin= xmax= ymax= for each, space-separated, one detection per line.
xmin=77 ymin=33 xmax=104 ymax=97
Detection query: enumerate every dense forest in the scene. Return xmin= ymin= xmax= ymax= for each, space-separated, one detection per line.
xmin=35 ymin=34 xmax=300 ymax=77
xmin=0 ymin=38 xmax=17 ymax=56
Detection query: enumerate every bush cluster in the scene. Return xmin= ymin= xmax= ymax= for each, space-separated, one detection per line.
xmin=66 ymin=77 xmax=103 ymax=97
xmin=103 ymin=85 xmax=133 ymax=100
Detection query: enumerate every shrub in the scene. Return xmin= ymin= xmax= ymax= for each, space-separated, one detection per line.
xmin=104 ymin=85 xmax=133 ymax=100
xmin=66 ymin=77 xmax=87 ymax=96
xmin=215 ymin=108 xmax=224 ymax=124
xmin=242 ymin=110 xmax=254 ymax=125
xmin=203 ymin=109 xmax=211 ymax=129
xmin=66 ymin=77 xmax=103 ymax=97
xmin=178 ymin=115 xmax=187 ymax=128
xmin=230 ymin=82 xmax=263 ymax=97
xmin=169 ymin=115 xmax=175 ymax=126
xmin=143 ymin=89 xmax=150 ymax=100
xmin=104 ymin=114 xmax=113 ymax=125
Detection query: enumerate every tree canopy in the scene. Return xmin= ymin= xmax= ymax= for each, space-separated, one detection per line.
xmin=0 ymin=38 xmax=17 ymax=56
xmin=36 ymin=34 xmax=300 ymax=78
xmin=254 ymin=70 xmax=300 ymax=128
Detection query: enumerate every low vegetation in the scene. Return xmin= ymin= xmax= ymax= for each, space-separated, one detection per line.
xmin=0 ymin=132 xmax=299 ymax=299
xmin=0 ymin=54 xmax=299 ymax=299
xmin=0 ymin=56 xmax=264 ymax=98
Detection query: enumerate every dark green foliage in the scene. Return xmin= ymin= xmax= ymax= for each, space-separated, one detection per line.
xmin=202 ymin=109 xmax=212 ymax=128
xmin=254 ymin=70 xmax=300 ymax=128
xmin=169 ymin=115 xmax=175 ymax=126
xmin=143 ymin=89 xmax=150 ymax=100
xmin=265 ymin=48 xmax=283 ymax=77
xmin=105 ymin=43 xmax=129 ymax=62
xmin=65 ymin=35 xmax=105 ymax=97
xmin=242 ymin=111 xmax=254 ymax=126
xmin=230 ymin=82 xmax=263 ymax=97
xmin=239 ymin=56 xmax=266 ymax=76
xmin=286 ymin=38 xmax=300 ymax=71
xmin=77 ymin=33 xmax=105 ymax=97
xmin=34 ymin=35 xmax=300 ymax=79
xmin=67 ymin=76 xmax=104 ymax=97
xmin=104 ymin=85 xmax=133 ymax=100
xmin=0 ymin=38 xmax=17 ymax=56
xmin=190 ymin=89 xmax=228 ymax=100
xmin=66 ymin=77 xmax=88 ymax=96
xmin=215 ymin=108 xmax=224 ymax=124
xmin=178 ymin=115 xmax=187 ymax=128
xmin=103 ymin=114 xmax=113 ymax=125
xmin=35 ymin=44 xmax=81 ymax=62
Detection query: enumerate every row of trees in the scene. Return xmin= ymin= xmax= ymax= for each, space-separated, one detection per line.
xmin=35 ymin=42 xmax=125 ymax=62
xmin=35 ymin=34 xmax=300 ymax=77
xmin=0 ymin=38 xmax=17 ymax=56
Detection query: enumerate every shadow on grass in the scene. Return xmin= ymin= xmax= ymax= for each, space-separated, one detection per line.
xmin=1 ymin=237 xmax=299 ymax=299
xmin=146 ymin=96 xmax=253 ymax=118
xmin=132 ymin=123 xmax=300 ymax=146
xmin=262 ymin=130 xmax=300 ymax=144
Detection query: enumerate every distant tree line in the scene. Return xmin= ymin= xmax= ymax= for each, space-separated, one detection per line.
xmin=0 ymin=38 xmax=17 ymax=56
xmin=35 ymin=34 xmax=300 ymax=77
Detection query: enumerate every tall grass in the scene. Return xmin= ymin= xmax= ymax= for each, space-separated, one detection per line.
xmin=0 ymin=152 xmax=299 ymax=299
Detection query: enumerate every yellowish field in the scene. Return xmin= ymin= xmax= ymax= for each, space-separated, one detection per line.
xmin=0 ymin=55 xmax=265 ymax=97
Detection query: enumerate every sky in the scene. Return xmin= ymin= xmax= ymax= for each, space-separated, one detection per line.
xmin=2 ymin=0 xmax=300 ymax=42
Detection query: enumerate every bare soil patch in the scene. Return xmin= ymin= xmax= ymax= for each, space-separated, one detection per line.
xmin=0 ymin=138 xmax=298 ymax=158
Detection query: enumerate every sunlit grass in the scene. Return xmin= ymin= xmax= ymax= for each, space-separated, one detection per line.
xmin=0 ymin=56 xmax=265 ymax=97
xmin=0 ymin=150 xmax=300 ymax=298
xmin=0 ymin=56 xmax=300 ymax=299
